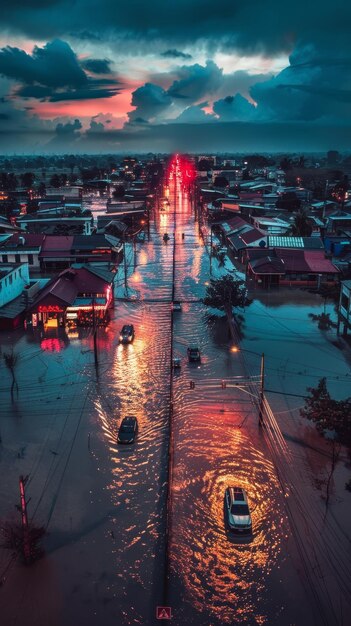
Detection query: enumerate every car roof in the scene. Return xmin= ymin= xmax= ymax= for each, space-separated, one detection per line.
xmin=122 ymin=415 xmax=137 ymax=423
xmin=227 ymin=486 xmax=248 ymax=503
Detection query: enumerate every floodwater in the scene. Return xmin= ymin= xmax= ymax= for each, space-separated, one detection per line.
xmin=0 ymin=172 xmax=351 ymax=625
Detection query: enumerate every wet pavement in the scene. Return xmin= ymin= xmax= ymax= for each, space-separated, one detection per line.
xmin=0 ymin=168 xmax=351 ymax=625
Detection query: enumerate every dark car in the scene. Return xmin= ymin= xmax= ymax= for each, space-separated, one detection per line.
xmin=119 ymin=324 xmax=135 ymax=343
xmin=117 ymin=416 xmax=138 ymax=444
xmin=187 ymin=344 xmax=201 ymax=362
xmin=225 ymin=486 xmax=252 ymax=534
xmin=172 ymin=301 xmax=182 ymax=312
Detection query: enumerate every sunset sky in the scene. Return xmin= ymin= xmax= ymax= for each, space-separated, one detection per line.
xmin=0 ymin=1 xmax=350 ymax=152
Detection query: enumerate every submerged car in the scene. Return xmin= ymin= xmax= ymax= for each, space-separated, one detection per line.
xmin=225 ymin=486 xmax=252 ymax=534
xmin=187 ymin=344 xmax=201 ymax=362
xmin=119 ymin=324 xmax=135 ymax=343
xmin=173 ymin=357 xmax=181 ymax=369
xmin=117 ymin=416 xmax=138 ymax=444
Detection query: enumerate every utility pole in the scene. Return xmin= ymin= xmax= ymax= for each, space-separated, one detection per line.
xmin=322 ymin=179 xmax=328 ymax=221
xmin=258 ymin=353 xmax=265 ymax=426
xmin=209 ymin=226 xmax=213 ymax=274
xmin=123 ymin=238 xmax=128 ymax=290
xmin=19 ymin=475 xmax=31 ymax=564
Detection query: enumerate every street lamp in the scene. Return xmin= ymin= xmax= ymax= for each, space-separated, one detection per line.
xmin=231 ymin=346 xmax=265 ymax=426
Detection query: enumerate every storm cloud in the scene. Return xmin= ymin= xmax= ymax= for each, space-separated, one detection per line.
xmin=1 ymin=0 xmax=351 ymax=59
xmin=0 ymin=39 xmax=120 ymax=101
xmin=0 ymin=0 xmax=350 ymax=152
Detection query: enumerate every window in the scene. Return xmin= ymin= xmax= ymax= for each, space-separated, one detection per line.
xmin=28 ymin=254 xmax=33 ymax=264
xmin=9 ymin=275 xmax=13 ymax=285
xmin=341 ymin=293 xmax=349 ymax=310
xmin=231 ymin=504 xmax=249 ymax=515
xmin=2 ymin=254 xmax=8 ymax=263
xmin=15 ymin=254 xmax=20 ymax=263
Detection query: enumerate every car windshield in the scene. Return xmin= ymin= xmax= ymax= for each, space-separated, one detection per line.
xmin=231 ymin=504 xmax=249 ymax=516
xmin=121 ymin=425 xmax=134 ymax=432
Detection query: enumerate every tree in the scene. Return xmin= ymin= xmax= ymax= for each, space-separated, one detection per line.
xmin=213 ymin=176 xmax=229 ymax=188
xmin=287 ymin=212 xmax=312 ymax=237
xmin=202 ymin=274 xmax=252 ymax=342
xmin=197 ymin=158 xmax=214 ymax=171
xmin=332 ymin=175 xmax=349 ymax=209
xmin=49 ymin=174 xmax=61 ymax=188
xmin=280 ymin=157 xmax=293 ymax=171
xmin=3 ymin=350 xmax=19 ymax=399
xmin=276 ymin=191 xmax=301 ymax=212
xmin=300 ymin=378 xmax=351 ymax=445
xmin=112 ymin=185 xmax=125 ymax=198
xmin=38 ymin=182 xmax=46 ymax=197
xmin=21 ymin=172 xmax=35 ymax=190
xmin=300 ymin=378 xmax=351 ymax=504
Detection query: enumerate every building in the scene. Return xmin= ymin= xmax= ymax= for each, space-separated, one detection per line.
xmin=17 ymin=210 xmax=93 ymax=235
xmin=337 ymin=280 xmax=351 ymax=337
xmin=27 ymin=265 xmax=114 ymax=330
xmin=0 ymin=233 xmax=44 ymax=270
xmin=252 ymin=216 xmax=290 ymax=235
xmin=0 ymin=263 xmax=30 ymax=329
xmin=39 ymin=234 xmax=120 ymax=271
xmin=246 ymin=248 xmax=339 ymax=289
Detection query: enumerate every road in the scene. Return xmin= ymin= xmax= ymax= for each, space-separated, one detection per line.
xmin=0 ymin=161 xmax=350 ymax=625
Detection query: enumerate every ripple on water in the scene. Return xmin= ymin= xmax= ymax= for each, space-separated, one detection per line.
xmin=171 ymin=415 xmax=288 ymax=624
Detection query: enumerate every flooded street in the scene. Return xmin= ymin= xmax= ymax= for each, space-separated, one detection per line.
xmin=0 ymin=167 xmax=351 ymax=625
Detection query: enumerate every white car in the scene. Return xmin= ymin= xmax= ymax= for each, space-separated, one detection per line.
xmin=225 ymin=486 xmax=252 ymax=534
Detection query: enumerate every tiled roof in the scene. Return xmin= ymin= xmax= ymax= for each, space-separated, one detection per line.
xmin=30 ymin=266 xmax=113 ymax=310
xmin=249 ymin=257 xmax=285 ymax=274
xmin=41 ymin=235 xmax=74 ymax=251
xmin=240 ymin=228 xmax=265 ymax=244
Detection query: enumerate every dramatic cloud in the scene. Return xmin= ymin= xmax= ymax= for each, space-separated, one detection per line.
xmin=174 ymin=103 xmax=214 ymax=124
xmin=81 ymin=59 xmax=111 ymax=74
xmin=168 ymin=61 xmax=222 ymax=102
xmin=128 ymin=82 xmax=173 ymax=124
xmin=55 ymin=118 xmax=82 ymax=136
xmin=0 ymin=1 xmax=350 ymax=152
xmin=2 ymin=0 xmax=351 ymax=59
xmin=161 ymin=50 xmax=192 ymax=60
xmin=250 ymin=44 xmax=351 ymax=123
xmin=213 ymin=94 xmax=256 ymax=121
xmin=0 ymin=39 xmax=87 ymax=88
xmin=0 ymin=40 xmax=120 ymax=102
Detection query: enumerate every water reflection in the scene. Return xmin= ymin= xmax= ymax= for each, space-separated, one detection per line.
xmin=171 ymin=405 xmax=287 ymax=625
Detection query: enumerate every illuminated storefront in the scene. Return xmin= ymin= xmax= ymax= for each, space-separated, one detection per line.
xmin=28 ymin=267 xmax=114 ymax=330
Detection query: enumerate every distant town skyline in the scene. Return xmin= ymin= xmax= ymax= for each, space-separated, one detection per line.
xmin=0 ymin=1 xmax=350 ymax=153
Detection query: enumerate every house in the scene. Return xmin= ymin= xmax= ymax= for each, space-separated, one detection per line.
xmin=27 ymin=265 xmax=114 ymax=330
xmin=337 ymin=280 xmax=351 ymax=337
xmin=326 ymin=213 xmax=351 ymax=234
xmin=17 ymin=209 xmax=93 ymax=235
xmin=246 ymin=248 xmax=339 ymax=289
xmin=0 ymin=263 xmax=30 ymax=329
xmin=252 ymin=216 xmax=290 ymax=235
xmin=39 ymin=234 xmax=119 ymax=271
xmin=0 ymin=233 xmax=44 ymax=270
